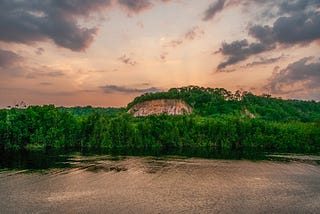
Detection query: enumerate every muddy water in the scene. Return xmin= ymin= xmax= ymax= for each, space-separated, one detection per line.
xmin=1 ymin=155 xmax=320 ymax=213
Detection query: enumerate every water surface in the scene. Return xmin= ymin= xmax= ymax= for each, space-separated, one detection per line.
xmin=1 ymin=150 xmax=320 ymax=213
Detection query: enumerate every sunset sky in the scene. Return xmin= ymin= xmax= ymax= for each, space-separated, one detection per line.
xmin=0 ymin=0 xmax=320 ymax=107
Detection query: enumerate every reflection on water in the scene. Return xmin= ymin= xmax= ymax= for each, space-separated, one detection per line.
xmin=0 ymin=150 xmax=70 ymax=170
xmin=0 ymin=147 xmax=270 ymax=171
xmin=1 ymin=147 xmax=320 ymax=171
xmin=1 ymin=148 xmax=320 ymax=213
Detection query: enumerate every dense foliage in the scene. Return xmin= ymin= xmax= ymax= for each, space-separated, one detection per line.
xmin=1 ymin=86 xmax=320 ymax=152
xmin=128 ymin=86 xmax=320 ymax=122
xmin=58 ymin=106 xmax=124 ymax=117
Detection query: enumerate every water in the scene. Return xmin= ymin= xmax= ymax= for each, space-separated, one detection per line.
xmin=1 ymin=149 xmax=320 ymax=213
xmin=0 ymin=147 xmax=270 ymax=170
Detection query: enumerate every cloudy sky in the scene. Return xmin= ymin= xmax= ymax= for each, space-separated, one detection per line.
xmin=0 ymin=0 xmax=320 ymax=107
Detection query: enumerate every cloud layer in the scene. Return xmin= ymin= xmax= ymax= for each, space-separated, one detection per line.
xmin=245 ymin=56 xmax=284 ymax=67
xmin=101 ymin=85 xmax=160 ymax=94
xmin=117 ymin=0 xmax=152 ymax=13
xmin=250 ymin=12 xmax=320 ymax=46
xmin=215 ymin=0 xmax=320 ymax=70
xmin=267 ymin=57 xmax=320 ymax=94
xmin=0 ymin=0 xmax=113 ymax=51
xmin=0 ymin=0 xmax=177 ymax=52
xmin=217 ymin=39 xmax=273 ymax=70
xmin=203 ymin=0 xmax=226 ymax=21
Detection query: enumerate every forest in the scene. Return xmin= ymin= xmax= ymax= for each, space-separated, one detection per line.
xmin=1 ymin=86 xmax=320 ymax=152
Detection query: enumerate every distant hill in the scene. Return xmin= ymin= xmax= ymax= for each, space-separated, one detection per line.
xmin=127 ymin=86 xmax=320 ymax=122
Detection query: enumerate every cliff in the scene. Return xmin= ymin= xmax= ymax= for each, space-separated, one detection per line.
xmin=128 ymin=99 xmax=192 ymax=117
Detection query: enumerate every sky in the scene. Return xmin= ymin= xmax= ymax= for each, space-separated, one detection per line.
xmin=0 ymin=0 xmax=320 ymax=107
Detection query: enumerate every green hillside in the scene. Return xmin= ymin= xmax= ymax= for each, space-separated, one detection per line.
xmin=128 ymin=86 xmax=320 ymax=122
xmin=1 ymin=86 xmax=320 ymax=152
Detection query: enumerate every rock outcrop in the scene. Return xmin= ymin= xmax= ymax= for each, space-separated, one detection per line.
xmin=128 ymin=99 xmax=192 ymax=117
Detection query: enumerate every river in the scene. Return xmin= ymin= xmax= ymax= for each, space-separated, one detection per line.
xmin=0 ymin=150 xmax=320 ymax=213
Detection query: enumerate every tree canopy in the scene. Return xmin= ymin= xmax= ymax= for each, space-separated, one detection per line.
xmin=1 ymin=86 xmax=320 ymax=152
xmin=128 ymin=86 xmax=320 ymax=122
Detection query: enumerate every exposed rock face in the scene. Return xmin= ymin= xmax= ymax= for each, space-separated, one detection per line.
xmin=128 ymin=99 xmax=192 ymax=117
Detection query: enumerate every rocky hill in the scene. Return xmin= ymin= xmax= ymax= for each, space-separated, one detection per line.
xmin=128 ymin=99 xmax=192 ymax=117
xmin=126 ymin=86 xmax=320 ymax=121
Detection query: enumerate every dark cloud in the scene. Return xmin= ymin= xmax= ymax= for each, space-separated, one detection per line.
xmin=118 ymin=55 xmax=137 ymax=66
xmin=116 ymin=0 xmax=174 ymax=14
xmin=101 ymin=85 xmax=160 ymax=94
xmin=216 ymin=0 xmax=320 ymax=70
xmin=185 ymin=26 xmax=204 ymax=41
xmin=279 ymin=0 xmax=319 ymax=14
xmin=267 ymin=57 xmax=320 ymax=94
xmin=0 ymin=0 xmax=111 ymax=51
xmin=0 ymin=49 xmax=21 ymax=67
xmin=217 ymin=39 xmax=273 ymax=70
xmin=48 ymin=0 xmax=112 ymax=16
xmin=273 ymin=13 xmax=320 ymax=44
xmin=204 ymin=0 xmax=266 ymax=16
xmin=204 ymin=0 xmax=318 ymax=22
xmin=248 ymin=25 xmax=274 ymax=45
xmin=203 ymin=0 xmax=226 ymax=21
xmin=249 ymin=0 xmax=320 ymax=45
xmin=117 ymin=0 xmax=152 ymax=14
xmin=245 ymin=55 xmax=284 ymax=67
xmin=250 ymin=12 xmax=320 ymax=46
xmin=0 ymin=0 xmax=177 ymax=53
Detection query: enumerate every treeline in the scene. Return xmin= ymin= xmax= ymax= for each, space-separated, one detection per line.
xmin=0 ymin=105 xmax=319 ymax=152
xmin=128 ymin=86 xmax=320 ymax=122
xmin=58 ymin=106 xmax=124 ymax=117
